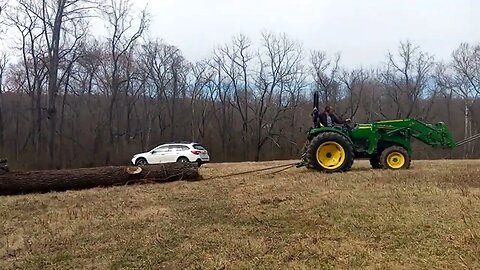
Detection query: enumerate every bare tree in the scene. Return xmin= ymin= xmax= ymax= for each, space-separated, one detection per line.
xmin=452 ymin=43 xmax=480 ymax=95
xmin=252 ymin=32 xmax=304 ymax=161
xmin=215 ymin=34 xmax=253 ymax=160
xmin=99 ymin=0 xmax=148 ymax=163
xmin=341 ymin=68 xmax=369 ymax=120
xmin=380 ymin=41 xmax=435 ymax=118
xmin=0 ymin=0 xmax=7 ymax=34
xmin=0 ymin=53 xmax=7 ymax=150
xmin=70 ymin=41 xmax=105 ymax=164
xmin=141 ymin=40 xmax=186 ymax=144
xmin=449 ymin=43 xmax=480 ymax=157
xmin=188 ymin=61 xmax=211 ymax=141
xmin=206 ymin=56 xmax=235 ymax=160
xmin=6 ymin=1 xmax=48 ymax=163
xmin=0 ymin=3 xmax=6 ymax=151
xmin=139 ymin=40 xmax=168 ymax=150
xmin=39 ymin=0 xmax=95 ymax=166
xmin=57 ymin=33 xmax=88 ymax=167
xmin=5 ymin=0 xmax=96 ymax=167
xmin=311 ymin=51 xmax=342 ymax=106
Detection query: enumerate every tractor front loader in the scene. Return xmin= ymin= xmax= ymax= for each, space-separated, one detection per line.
xmin=297 ymin=92 xmax=478 ymax=173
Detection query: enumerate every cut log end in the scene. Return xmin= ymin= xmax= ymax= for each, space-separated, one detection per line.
xmin=126 ymin=166 xmax=142 ymax=175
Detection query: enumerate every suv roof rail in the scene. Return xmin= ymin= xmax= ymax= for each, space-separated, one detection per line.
xmin=166 ymin=141 xmax=192 ymax=144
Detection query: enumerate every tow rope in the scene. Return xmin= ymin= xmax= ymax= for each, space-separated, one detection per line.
xmin=202 ymin=162 xmax=297 ymax=181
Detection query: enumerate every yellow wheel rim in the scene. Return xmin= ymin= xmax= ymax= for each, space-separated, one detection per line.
xmin=386 ymin=152 xmax=406 ymax=169
xmin=316 ymin=141 xmax=345 ymax=170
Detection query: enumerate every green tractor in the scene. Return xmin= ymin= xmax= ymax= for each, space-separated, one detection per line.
xmin=297 ymin=92 xmax=459 ymax=173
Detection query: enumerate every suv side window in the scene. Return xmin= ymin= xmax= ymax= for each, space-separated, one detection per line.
xmin=168 ymin=145 xmax=179 ymax=151
xmin=169 ymin=145 xmax=188 ymax=151
xmin=154 ymin=145 xmax=170 ymax=152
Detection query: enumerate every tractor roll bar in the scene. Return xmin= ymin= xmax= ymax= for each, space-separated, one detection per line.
xmin=313 ymin=91 xmax=319 ymax=109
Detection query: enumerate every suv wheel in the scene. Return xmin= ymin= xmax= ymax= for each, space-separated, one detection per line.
xmin=177 ymin=157 xmax=189 ymax=163
xmin=135 ymin=158 xmax=148 ymax=166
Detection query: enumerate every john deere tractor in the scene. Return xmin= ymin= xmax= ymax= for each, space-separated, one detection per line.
xmin=297 ymin=92 xmax=458 ymax=173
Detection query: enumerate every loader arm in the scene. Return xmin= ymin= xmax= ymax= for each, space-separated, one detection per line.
xmin=374 ymin=119 xmax=456 ymax=149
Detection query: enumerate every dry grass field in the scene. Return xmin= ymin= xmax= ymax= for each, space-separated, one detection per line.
xmin=1 ymin=160 xmax=479 ymax=269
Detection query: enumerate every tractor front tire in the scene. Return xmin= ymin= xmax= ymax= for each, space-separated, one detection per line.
xmin=379 ymin=146 xmax=411 ymax=170
xmin=306 ymin=132 xmax=354 ymax=173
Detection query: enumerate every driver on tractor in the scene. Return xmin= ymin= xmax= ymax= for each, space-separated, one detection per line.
xmin=313 ymin=105 xmax=350 ymax=127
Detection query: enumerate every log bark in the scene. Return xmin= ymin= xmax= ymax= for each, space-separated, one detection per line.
xmin=0 ymin=162 xmax=199 ymax=196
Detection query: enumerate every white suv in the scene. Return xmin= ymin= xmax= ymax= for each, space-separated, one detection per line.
xmin=131 ymin=142 xmax=210 ymax=166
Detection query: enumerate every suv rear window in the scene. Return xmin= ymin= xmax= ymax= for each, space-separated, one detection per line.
xmin=193 ymin=144 xmax=206 ymax=150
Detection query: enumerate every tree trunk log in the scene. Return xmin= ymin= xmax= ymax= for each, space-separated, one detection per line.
xmin=0 ymin=163 xmax=199 ymax=196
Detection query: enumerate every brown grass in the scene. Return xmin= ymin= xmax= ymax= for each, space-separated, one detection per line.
xmin=1 ymin=160 xmax=480 ymax=269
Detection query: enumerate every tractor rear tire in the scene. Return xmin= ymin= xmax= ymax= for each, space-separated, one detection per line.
xmin=379 ymin=146 xmax=411 ymax=170
xmin=306 ymin=132 xmax=354 ymax=173
xmin=301 ymin=140 xmax=313 ymax=169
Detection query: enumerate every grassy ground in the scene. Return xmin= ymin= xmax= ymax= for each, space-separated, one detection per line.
xmin=1 ymin=160 xmax=479 ymax=269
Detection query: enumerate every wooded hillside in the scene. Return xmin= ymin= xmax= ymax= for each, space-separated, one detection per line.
xmin=0 ymin=0 xmax=479 ymax=169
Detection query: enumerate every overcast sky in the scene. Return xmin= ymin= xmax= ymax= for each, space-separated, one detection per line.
xmin=132 ymin=0 xmax=479 ymax=68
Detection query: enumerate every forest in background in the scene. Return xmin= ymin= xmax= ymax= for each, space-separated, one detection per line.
xmin=0 ymin=0 xmax=479 ymax=169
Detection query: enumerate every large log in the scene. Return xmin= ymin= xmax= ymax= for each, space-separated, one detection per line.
xmin=0 ymin=162 xmax=200 ymax=196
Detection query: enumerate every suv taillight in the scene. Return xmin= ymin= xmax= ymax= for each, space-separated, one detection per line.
xmin=191 ymin=150 xmax=201 ymax=155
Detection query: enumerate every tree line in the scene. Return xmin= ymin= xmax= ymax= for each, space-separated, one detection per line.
xmin=0 ymin=0 xmax=479 ymax=169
